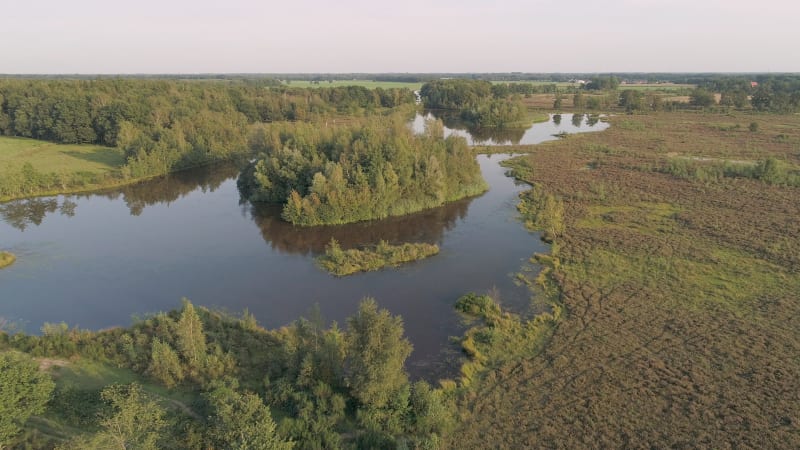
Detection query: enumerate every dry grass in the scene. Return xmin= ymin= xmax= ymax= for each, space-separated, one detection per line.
xmin=451 ymin=112 xmax=800 ymax=449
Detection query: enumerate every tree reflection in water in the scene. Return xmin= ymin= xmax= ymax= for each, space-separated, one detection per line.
xmin=248 ymin=195 xmax=473 ymax=256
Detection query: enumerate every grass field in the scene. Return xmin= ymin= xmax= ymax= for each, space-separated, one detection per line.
xmin=0 ymin=136 xmax=125 ymax=174
xmin=0 ymin=136 xmax=131 ymax=201
xmin=282 ymin=79 xmax=423 ymax=90
xmin=451 ymin=112 xmax=800 ymax=448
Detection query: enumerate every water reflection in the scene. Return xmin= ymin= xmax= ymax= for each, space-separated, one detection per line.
xmin=249 ymin=195 xmax=473 ymax=255
xmin=0 ymin=198 xmax=77 ymax=231
xmin=98 ymin=164 xmax=241 ymax=216
xmin=410 ymin=111 xmax=608 ymax=146
xmin=0 ymin=164 xmax=241 ymax=230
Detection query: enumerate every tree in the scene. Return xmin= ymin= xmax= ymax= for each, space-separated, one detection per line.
xmin=619 ymin=90 xmax=645 ymax=112
xmin=147 ymin=338 xmax=184 ymax=388
xmin=345 ymin=298 xmax=412 ymax=410
xmin=205 ymin=380 xmax=293 ymax=450
xmin=402 ymin=380 xmax=454 ymax=448
xmin=689 ymin=88 xmax=716 ymax=107
xmin=175 ymin=298 xmax=207 ymax=377
xmin=553 ymin=93 xmax=563 ymax=110
xmin=0 ymin=353 xmax=55 ymax=447
xmin=88 ymin=383 xmax=166 ymax=450
xmin=751 ymin=87 xmax=772 ymax=111
xmin=573 ymin=92 xmax=585 ymax=109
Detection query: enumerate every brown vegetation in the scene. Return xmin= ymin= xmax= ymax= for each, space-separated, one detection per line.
xmin=452 ymin=112 xmax=800 ymax=448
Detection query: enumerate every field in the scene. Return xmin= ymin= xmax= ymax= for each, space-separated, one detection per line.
xmin=0 ymin=136 xmax=133 ymax=201
xmin=282 ymin=79 xmax=423 ymax=90
xmin=0 ymin=136 xmax=125 ymax=174
xmin=452 ymin=112 xmax=800 ymax=448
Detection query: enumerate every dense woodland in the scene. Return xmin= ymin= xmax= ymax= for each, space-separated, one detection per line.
xmin=1 ymin=299 xmax=453 ymax=449
xmin=0 ymin=79 xmax=414 ymax=197
xmin=419 ymin=80 xmax=528 ymax=128
xmin=238 ymin=115 xmax=487 ymax=226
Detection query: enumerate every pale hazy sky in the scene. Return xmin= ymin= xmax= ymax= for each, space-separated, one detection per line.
xmin=2 ymin=0 xmax=798 ymax=73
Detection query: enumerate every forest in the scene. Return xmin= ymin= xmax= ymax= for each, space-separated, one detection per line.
xmin=0 ymin=79 xmax=414 ymax=197
xmin=1 ymin=299 xmax=453 ymax=449
xmin=238 ymin=115 xmax=487 ymax=226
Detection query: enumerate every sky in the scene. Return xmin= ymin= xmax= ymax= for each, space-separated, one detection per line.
xmin=2 ymin=0 xmax=799 ymax=74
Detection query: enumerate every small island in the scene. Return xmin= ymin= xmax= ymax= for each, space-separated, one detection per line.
xmin=0 ymin=251 xmax=16 ymax=269
xmin=317 ymin=239 xmax=439 ymax=276
xmin=237 ymin=116 xmax=487 ymax=226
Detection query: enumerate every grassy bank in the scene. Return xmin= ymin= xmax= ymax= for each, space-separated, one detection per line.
xmin=451 ymin=112 xmax=800 ymax=448
xmin=502 ymin=111 xmax=550 ymax=128
xmin=0 ymin=136 xmax=132 ymax=201
xmin=317 ymin=239 xmax=439 ymax=276
xmin=0 ymin=251 xmax=16 ymax=269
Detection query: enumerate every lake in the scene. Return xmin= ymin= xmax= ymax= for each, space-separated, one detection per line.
xmin=0 ymin=154 xmax=545 ymax=379
xmin=0 ymin=115 xmax=605 ymax=379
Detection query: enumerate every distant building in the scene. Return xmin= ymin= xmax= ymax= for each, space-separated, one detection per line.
xmin=750 ymin=81 xmax=759 ymax=88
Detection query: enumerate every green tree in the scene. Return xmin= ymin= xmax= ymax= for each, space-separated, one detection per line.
xmin=751 ymin=87 xmax=772 ymax=111
xmin=345 ymin=298 xmax=412 ymax=410
xmin=87 ymin=383 xmax=166 ymax=450
xmin=0 ymin=353 xmax=55 ymax=448
xmin=206 ymin=380 xmax=293 ymax=450
xmin=619 ymin=90 xmax=645 ymax=112
xmin=402 ymin=380 xmax=454 ymax=448
xmin=175 ymin=298 xmax=207 ymax=377
xmin=147 ymin=338 xmax=184 ymax=388
xmin=553 ymin=93 xmax=563 ymax=110
xmin=690 ymin=88 xmax=716 ymax=107
xmin=573 ymin=91 xmax=585 ymax=109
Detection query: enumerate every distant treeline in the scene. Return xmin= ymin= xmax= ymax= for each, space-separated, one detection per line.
xmin=419 ymin=79 xmax=529 ymax=128
xmin=697 ymin=75 xmax=800 ymax=113
xmin=238 ymin=115 xmax=487 ymax=226
xmin=0 ymin=79 xmax=414 ymax=191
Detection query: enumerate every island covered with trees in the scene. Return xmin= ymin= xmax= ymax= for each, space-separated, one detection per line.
xmin=237 ymin=115 xmax=487 ymax=226
xmin=419 ymin=79 xmax=531 ymax=128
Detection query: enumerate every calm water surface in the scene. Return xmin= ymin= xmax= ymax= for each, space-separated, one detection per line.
xmin=411 ymin=112 xmax=609 ymax=145
xmin=0 ymin=155 xmax=544 ymax=379
xmin=1 ymin=116 xmax=608 ymax=379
